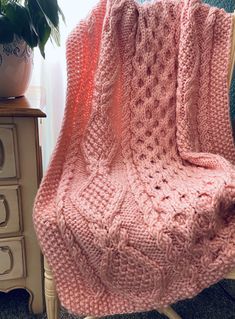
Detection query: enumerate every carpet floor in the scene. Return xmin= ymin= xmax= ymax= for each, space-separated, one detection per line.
xmin=0 ymin=280 xmax=235 ymax=319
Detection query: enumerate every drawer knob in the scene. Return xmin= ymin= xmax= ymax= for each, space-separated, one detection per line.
xmin=0 ymin=195 xmax=9 ymax=227
xmin=0 ymin=246 xmax=13 ymax=275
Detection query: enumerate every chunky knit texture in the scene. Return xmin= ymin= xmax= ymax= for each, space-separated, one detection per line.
xmin=34 ymin=0 xmax=235 ymax=316
xmin=203 ymin=0 xmax=235 ymax=134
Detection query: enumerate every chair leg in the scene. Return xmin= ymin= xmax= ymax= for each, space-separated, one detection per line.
xmin=43 ymin=255 xmax=185 ymax=319
xmin=159 ymin=306 xmax=182 ymax=319
xmin=225 ymin=267 xmax=235 ymax=280
xmin=44 ymin=257 xmax=60 ymax=319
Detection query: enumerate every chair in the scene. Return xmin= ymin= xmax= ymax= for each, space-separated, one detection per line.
xmin=42 ymin=11 xmax=235 ymax=319
xmin=43 ymin=260 xmax=235 ymax=319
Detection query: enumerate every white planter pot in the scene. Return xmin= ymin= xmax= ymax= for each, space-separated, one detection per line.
xmin=0 ymin=38 xmax=33 ymax=99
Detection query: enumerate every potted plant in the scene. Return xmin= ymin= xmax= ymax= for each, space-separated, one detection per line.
xmin=0 ymin=0 xmax=64 ymax=98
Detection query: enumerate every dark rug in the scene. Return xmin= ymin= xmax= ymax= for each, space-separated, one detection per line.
xmin=0 ymin=280 xmax=235 ymax=319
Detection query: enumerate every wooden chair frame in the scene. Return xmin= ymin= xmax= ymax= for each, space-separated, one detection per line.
xmin=43 ymin=11 xmax=235 ymax=319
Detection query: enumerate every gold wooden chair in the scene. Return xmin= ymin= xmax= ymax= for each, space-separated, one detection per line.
xmin=43 ymin=11 xmax=235 ymax=319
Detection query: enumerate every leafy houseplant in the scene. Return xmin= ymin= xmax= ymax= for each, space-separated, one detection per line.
xmin=0 ymin=0 xmax=64 ymax=98
xmin=0 ymin=0 xmax=64 ymax=58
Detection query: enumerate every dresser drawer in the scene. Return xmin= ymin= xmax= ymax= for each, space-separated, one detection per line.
xmin=0 ymin=237 xmax=25 ymax=281
xmin=0 ymin=185 xmax=22 ymax=236
xmin=0 ymin=124 xmax=19 ymax=179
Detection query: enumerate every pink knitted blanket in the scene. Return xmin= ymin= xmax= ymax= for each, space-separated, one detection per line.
xmin=34 ymin=0 xmax=235 ymax=316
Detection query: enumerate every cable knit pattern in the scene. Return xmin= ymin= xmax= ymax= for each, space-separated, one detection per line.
xmin=34 ymin=0 xmax=235 ymax=316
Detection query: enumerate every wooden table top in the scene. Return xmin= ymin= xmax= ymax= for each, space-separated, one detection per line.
xmin=0 ymin=86 xmax=46 ymax=118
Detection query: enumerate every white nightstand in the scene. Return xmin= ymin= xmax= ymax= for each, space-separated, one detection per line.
xmin=0 ymin=93 xmax=45 ymax=314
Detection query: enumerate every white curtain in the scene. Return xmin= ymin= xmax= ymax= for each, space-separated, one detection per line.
xmin=31 ymin=1 xmax=99 ymax=170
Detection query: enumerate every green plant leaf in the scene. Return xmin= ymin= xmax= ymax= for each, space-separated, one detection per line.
xmin=37 ymin=17 xmax=51 ymax=58
xmin=0 ymin=0 xmax=8 ymax=12
xmin=0 ymin=0 xmax=63 ymax=56
xmin=21 ymin=18 xmax=38 ymax=48
xmin=50 ymin=24 xmax=60 ymax=46
xmin=45 ymin=17 xmax=60 ymax=46
xmin=4 ymin=2 xmax=38 ymax=47
xmin=27 ymin=0 xmax=52 ymax=57
xmin=58 ymin=5 xmax=65 ymax=24
xmin=0 ymin=14 xmax=14 ymax=43
xmin=33 ymin=1 xmax=62 ymax=46
xmin=29 ymin=0 xmax=60 ymax=46
xmin=5 ymin=2 xmax=28 ymax=35
xmin=35 ymin=0 xmax=59 ymax=27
